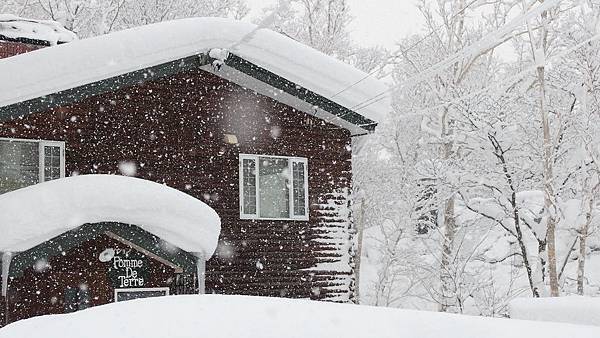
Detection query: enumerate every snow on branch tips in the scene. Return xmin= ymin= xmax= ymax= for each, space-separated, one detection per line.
xmin=350 ymin=0 xmax=566 ymax=114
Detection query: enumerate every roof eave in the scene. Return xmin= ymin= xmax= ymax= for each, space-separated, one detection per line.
xmin=0 ymin=52 xmax=378 ymax=135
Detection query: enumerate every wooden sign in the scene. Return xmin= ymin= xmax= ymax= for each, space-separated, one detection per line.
xmin=102 ymin=248 xmax=150 ymax=288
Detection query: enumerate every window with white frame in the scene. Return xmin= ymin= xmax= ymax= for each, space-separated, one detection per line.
xmin=0 ymin=138 xmax=65 ymax=194
xmin=240 ymin=154 xmax=309 ymax=220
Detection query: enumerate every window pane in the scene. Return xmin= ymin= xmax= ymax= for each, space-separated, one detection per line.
xmin=43 ymin=145 xmax=62 ymax=182
xmin=0 ymin=140 xmax=39 ymax=194
xmin=242 ymin=159 xmax=257 ymax=215
xmin=259 ymin=157 xmax=289 ymax=218
xmin=78 ymin=288 xmax=91 ymax=310
xmin=64 ymin=287 xmax=78 ymax=313
xmin=51 ymin=154 xmax=60 ymax=167
xmin=51 ymin=168 xmax=60 ymax=179
xmin=292 ymin=161 xmax=306 ymax=216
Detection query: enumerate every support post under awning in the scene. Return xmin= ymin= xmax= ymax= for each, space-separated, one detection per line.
xmin=196 ymin=253 xmax=206 ymax=295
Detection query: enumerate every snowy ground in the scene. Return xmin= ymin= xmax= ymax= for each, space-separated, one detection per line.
xmin=510 ymin=296 xmax=600 ymax=327
xmin=0 ymin=295 xmax=598 ymax=338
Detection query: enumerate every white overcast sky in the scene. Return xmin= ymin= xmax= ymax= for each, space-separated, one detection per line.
xmin=245 ymin=0 xmax=423 ymax=49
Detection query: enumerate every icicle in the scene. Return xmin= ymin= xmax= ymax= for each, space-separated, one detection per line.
xmin=2 ymin=251 xmax=13 ymax=297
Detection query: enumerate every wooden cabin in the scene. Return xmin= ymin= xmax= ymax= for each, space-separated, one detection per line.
xmin=0 ymin=17 xmax=388 ymax=327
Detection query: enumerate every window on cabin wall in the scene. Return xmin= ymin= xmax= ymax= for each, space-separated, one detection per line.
xmin=64 ymin=286 xmax=90 ymax=313
xmin=0 ymin=138 xmax=65 ymax=194
xmin=239 ymin=154 xmax=309 ymax=220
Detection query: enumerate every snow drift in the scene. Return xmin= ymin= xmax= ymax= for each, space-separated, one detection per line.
xmin=0 ymin=175 xmax=221 ymax=257
xmin=0 ymin=295 xmax=598 ymax=338
xmin=510 ymin=296 xmax=600 ymax=327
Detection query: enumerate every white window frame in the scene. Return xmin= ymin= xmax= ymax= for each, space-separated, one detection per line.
xmin=0 ymin=137 xmax=66 ymax=184
xmin=114 ymin=287 xmax=170 ymax=302
xmin=39 ymin=140 xmax=66 ymax=182
xmin=239 ymin=154 xmax=309 ymax=221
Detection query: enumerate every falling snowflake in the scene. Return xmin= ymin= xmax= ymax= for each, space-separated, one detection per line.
xmin=118 ymin=161 xmax=137 ymax=176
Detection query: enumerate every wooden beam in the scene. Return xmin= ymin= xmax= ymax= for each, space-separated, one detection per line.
xmin=103 ymin=231 xmax=183 ymax=274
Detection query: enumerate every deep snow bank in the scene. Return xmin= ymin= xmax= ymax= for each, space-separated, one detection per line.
xmin=0 ymin=295 xmax=598 ymax=338
xmin=510 ymin=296 xmax=600 ymax=327
xmin=0 ymin=175 xmax=221 ymax=256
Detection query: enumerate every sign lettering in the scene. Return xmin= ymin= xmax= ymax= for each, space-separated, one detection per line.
xmin=103 ymin=248 xmax=149 ymax=288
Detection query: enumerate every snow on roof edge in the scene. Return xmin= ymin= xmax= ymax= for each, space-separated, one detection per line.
xmin=0 ymin=14 xmax=77 ymax=45
xmin=0 ymin=17 xmax=389 ymax=127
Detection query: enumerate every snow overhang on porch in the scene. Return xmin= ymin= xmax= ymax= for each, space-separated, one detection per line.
xmin=0 ymin=174 xmax=221 ymax=256
xmin=0 ymin=175 xmax=220 ymax=296
xmin=0 ymin=17 xmax=389 ymax=136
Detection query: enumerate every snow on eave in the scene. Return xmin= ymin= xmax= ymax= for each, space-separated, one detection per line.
xmin=0 ymin=175 xmax=221 ymax=258
xmin=0 ymin=17 xmax=388 ymax=129
xmin=0 ymin=14 xmax=77 ymax=45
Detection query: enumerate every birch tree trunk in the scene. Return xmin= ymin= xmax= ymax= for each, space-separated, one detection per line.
xmin=440 ymin=196 xmax=456 ymax=312
xmin=577 ymin=200 xmax=591 ymax=295
xmin=534 ymin=0 xmax=559 ymax=297
xmin=578 ymin=180 xmax=598 ymax=294
xmin=440 ymin=106 xmax=456 ymax=312
xmin=438 ymin=0 xmax=465 ymax=311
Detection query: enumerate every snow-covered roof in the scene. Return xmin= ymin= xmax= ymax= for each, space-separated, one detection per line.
xmin=0 ymin=17 xmax=388 ymax=130
xmin=0 ymin=14 xmax=76 ymax=45
xmin=0 ymin=175 xmax=221 ymax=257
xmin=0 ymin=295 xmax=598 ymax=338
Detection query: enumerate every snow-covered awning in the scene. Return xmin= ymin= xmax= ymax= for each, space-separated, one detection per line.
xmin=0 ymin=14 xmax=77 ymax=45
xmin=0 ymin=175 xmax=221 ymax=257
xmin=0 ymin=17 xmax=388 ymax=133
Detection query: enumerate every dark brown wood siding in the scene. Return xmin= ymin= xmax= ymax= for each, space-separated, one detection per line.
xmin=6 ymin=234 xmax=189 ymax=324
xmin=0 ymin=40 xmax=43 ymax=59
xmin=0 ymin=295 xmax=4 ymax=326
xmin=0 ymin=68 xmax=355 ymax=306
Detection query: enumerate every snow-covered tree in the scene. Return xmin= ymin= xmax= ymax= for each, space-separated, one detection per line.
xmin=265 ymin=0 xmax=352 ymax=58
xmin=358 ymin=0 xmax=600 ymax=315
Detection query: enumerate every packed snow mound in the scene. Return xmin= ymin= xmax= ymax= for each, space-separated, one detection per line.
xmin=0 ymin=17 xmax=388 ymax=128
xmin=510 ymin=296 xmax=600 ymax=327
xmin=0 ymin=295 xmax=598 ymax=338
xmin=0 ymin=14 xmax=77 ymax=45
xmin=0 ymin=175 xmax=221 ymax=257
